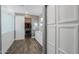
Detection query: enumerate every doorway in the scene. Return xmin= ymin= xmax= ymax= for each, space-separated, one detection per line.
xmin=25 ymin=17 xmax=31 ymax=38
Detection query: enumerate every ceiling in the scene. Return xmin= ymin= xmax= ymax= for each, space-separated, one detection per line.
xmin=4 ymin=5 xmax=44 ymax=16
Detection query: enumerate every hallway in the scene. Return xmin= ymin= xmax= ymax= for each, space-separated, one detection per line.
xmin=6 ymin=38 xmax=42 ymax=54
xmin=0 ymin=5 xmax=79 ymax=54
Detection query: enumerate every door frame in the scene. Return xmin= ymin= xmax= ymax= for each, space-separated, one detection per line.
xmin=42 ymin=5 xmax=47 ymax=54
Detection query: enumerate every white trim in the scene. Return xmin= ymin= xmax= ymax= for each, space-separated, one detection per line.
xmin=73 ymin=25 xmax=79 ymax=54
xmin=58 ymin=24 xmax=79 ymax=27
xmin=58 ymin=48 xmax=68 ymax=54
xmin=47 ymin=24 xmax=56 ymax=27
xmin=15 ymin=39 xmax=25 ymax=40
xmin=59 ymin=18 xmax=78 ymax=23
xmin=47 ymin=41 xmax=55 ymax=47
xmin=55 ymin=5 xmax=59 ymax=54
xmin=47 ymin=41 xmax=56 ymax=54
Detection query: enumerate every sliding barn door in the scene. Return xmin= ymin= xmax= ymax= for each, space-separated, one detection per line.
xmin=56 ymin=5 xmax=79 ymax=54
xmin=15 ymin=15 xmax=25 ymax=40
xmin=47 ymin=5 xmax=79 ymax=54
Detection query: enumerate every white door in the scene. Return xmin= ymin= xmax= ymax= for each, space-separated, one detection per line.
xmin=15 ymin=15 xmax=25 ymax=40
xmin=47 ymin=5 xmax=79 ymax=54
xmin=56 ymin=5 xmax=79 ymax=54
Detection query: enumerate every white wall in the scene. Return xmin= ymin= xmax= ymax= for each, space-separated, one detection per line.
xmin=31 ymin=16 xmax=39 ymax=38
xmin=35 ymin=31 xmax=43 ymax=45
xmin=31 ymin=15 xmax=44 ymax=46
xmin=36 ymin=17 xmax=44 ymax=46
xmin=35 ymin=6 xmax=45 ymax=46
xmin=1 ymin=6 xmax=15 ymax=53
xmin=3 ymin=5 xmax=43 ymax=16
xmin=32 ymin=16 xmax=39 ymax=31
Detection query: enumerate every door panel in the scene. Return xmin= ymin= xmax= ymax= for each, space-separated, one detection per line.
xmin=47 ymin=42 xmax=55 ymax=54
xmin=15 ymin=15 xmax=25 ymax=40
xmin=58 ymin=5 xmax=78 ymax=23
xmin=47 ymin=25 xmax=55 ymax=46
xmin=47 ymin=25 xmax=56 ymax=54
xmin=47 ymin=5 xmax=79 ymax=54
xmin=47 ymin=5 xmax=55 ymax=24
xmin=47 ymin=5 xmax=56 ymax=54
xmin=57 ymin=5 xmax=79 ymax=54
xmin=59 ymin=27 xmax=74 ymax=54
xmin=58 ymin=25 xmax=79 ymax=54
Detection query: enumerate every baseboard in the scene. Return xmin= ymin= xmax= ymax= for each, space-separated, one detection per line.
xmin=15 ymin=39 xmax=25 ymax=40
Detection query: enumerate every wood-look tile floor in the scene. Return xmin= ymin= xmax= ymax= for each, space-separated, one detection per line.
xmin=6 ymin=38 xmax=42 ymax=54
